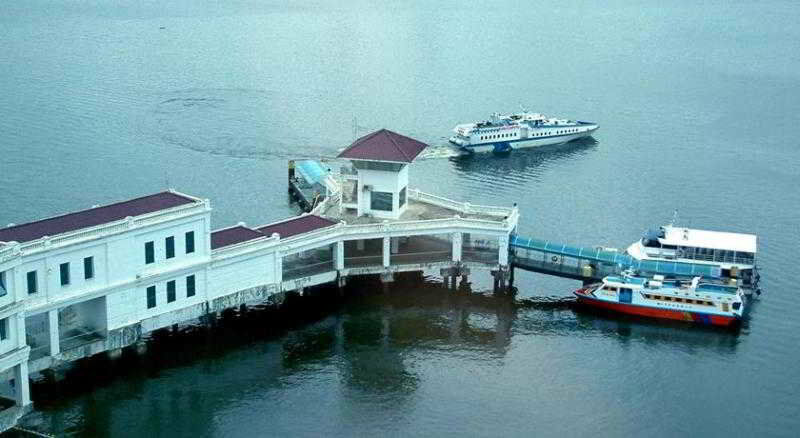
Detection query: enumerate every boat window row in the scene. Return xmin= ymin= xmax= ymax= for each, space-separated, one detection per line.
xmin=643 ymin=293 xmax=714 ymax=306
xmin=641 ymin=239 xmax=755 ymax=264
xmin=480 ymin=132 xmax=516 ymax=140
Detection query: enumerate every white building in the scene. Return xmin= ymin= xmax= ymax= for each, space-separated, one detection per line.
xmin=0 ymin=129 xmax=518 ymax=432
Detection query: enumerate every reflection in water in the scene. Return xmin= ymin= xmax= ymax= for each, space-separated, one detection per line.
xmin=572 ymin=307 xmax=742 ymax=355
xmin=448 ymin=138 xmax=598 ymax=188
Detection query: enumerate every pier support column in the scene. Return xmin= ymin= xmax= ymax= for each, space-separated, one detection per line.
xmin=335 ymin=241 xmax=345 ymax=270
xmin=452 ymin=232 xmax=462 ymax=262
xmin=383 ymin=236 xmax=391 ymax=267
xmin=48 ymin=309 xmax=60 ymax=357
xmin=498 ymin=235 xmax=509 ymax=266
xmin=14 ymin=361 xmax=30 ymax=407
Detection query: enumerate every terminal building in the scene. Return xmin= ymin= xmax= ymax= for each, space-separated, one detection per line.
xmin=0 ymin=129 xmax=518 ymax=432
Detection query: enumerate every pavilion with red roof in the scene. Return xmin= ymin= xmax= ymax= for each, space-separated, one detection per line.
xmin=337 ymin=129 xmax=428 ymax=220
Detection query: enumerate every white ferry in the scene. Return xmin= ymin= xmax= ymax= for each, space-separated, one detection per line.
xmin=448 ymin=110 xmax=599 ymax=153
xmin=575 ymin=272 xmax=746 ymax=327
xmin=626 ymin=224 xmax=760 ymax=295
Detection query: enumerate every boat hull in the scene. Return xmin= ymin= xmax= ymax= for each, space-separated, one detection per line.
xmin=573 ymin=289 xmax=739 ymax=327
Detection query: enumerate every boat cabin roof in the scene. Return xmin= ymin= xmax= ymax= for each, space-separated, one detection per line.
xmin=659 ymin=225 xmax=757 ymax=254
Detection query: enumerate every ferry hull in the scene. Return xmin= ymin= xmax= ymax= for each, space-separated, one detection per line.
xmin=573 ymin=289 xmax=739 ymax=327
xmin=453 ymin=124 xmax=598 ymax=154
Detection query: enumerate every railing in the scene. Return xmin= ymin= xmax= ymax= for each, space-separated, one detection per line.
xmin=462 ymin=247 xmax=500 ymax=263
xmin=391 ymin=250 xmax=452 ymax=265
xmin=344 ymin=255 xmax=383 ymax=268
xmin=408 ymin=189 xmax=516 ymax=218
xmin=282 ymin=260 xmax=335 ymax=281
xmin=28 ymin=344 xmax=50 ymax=361
xmin=60 ymin=329 xmax=105 ymax=351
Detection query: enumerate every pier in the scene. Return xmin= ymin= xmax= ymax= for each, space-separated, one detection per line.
xmin=0 ymin=127 xmax=753 ymax=433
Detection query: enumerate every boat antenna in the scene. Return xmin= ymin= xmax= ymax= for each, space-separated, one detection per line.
xmin=520 ymin=104 xmax=528 ymax=113
xmin=670 ymin=209 xmax=678 ymax=226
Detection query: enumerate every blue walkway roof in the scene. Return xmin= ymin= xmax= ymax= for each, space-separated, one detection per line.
xmin=295 ymin=160 xmax=329 ymax=186
xmin=510 ymin=235 xmax=722 ymax=278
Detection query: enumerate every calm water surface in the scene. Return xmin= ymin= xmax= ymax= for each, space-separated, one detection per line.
xmin=2 ymin=0 xmax=799 ymax=436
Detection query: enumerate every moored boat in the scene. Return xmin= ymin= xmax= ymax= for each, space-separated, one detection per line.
xmin=574 ymin=272 xmax=746 ymax=327
xmin=626 ymin=224 xmax=760 ymax=295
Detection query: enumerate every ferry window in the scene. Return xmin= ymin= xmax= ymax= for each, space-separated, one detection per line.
xmin=146 ymin=285 xmax=156 ymax=309
xmin=84 ymin=256 xmax=94 ymax=280
xmin=167 ymin=280 xmax=176 ymax=303
xmin=685 ymin=299 xmax=693 ymax=304
xmin=185 ymin=231 xmax=195 ymax=254
xmin=27 ymin=271 xmax=37 ymax=294
xmin=399 ymin=187 xmax=407 ymax=208
xmin=59 ymin=262 xmax=70 ymax=286
xmin=371 ymin=191 xmax=393 ymax=211
xmin=663 ymin=296 xmax=672 ymax=301
xmin=186 ymin=275 xmax=196 ymax=298
xmin=675 ymin=298 xmax=683 ymax=303
xmin=166 ymin=236 xmax=175 ymax=259
xmin=0 ymin=319 xmax=6 ymax=341
xmin=145 ymin=241 xmax=155 ymax=264
xmin=654 ymin=295 xmax=662 ymax=300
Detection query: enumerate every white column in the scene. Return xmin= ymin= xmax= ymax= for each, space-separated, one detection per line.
xmin=14 ymin=361 xmax=30 ymax=407
xmin=390 ymin=237 xmax=399 ymax=254
xmin=383 ymin=236 xmax=391 ymax=267
xmin=336 ymin=241 xmax=345 ymax=270
xmin=48 ymin=309 xmax=60 ymax=356
xmin=498 ymin=235 xmax=509 ymax=266
xmin=452 ymin=232 xmax=462 ymax=262
xmin=274 ymin=252 xmax=283 ymax=284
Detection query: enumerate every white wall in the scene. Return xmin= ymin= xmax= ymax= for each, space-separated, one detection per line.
xmin=358 ymin=165 xmax=409 ymax=219
xmin=106 ymin=268 xmax=206 ymax=331
xmin=207 ymin=252 xmax=276 ymax=301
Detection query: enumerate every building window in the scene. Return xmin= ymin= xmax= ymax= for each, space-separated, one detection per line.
xmin=145 ymin=241 xmax=155 ymax=264
xmin=166 ymin=236 xmax=175 ymax=259
xmin=27 ymin=271 xmax=38 ymax=294
xmin=185 ymin=231 xmax=195 ymax=254
xmin=399 ymin=187 xmax=407 ymax=208
xmin=84 ymin=256 xmax=94 ymax=280
xmin=60 ymin=262 xmax=70 ymax=286
xmin=147 ymin=285 xmax=156 ymax=309
xmin=370 ymin=191 xmax=393 ymax=211
xmin=0 ymin=272 xmax=6 ymax=297
xmin=0 ymin=319 xmax=6 ymax=340
xmin=186 ymin=275 xmax=196 ymax=297
xmin=167 ymin=280 xmax=176 ymax=303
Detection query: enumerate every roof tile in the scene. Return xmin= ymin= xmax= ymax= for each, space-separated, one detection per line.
xmin=0 ymin=191 xmax=198 ymax=244
xmin=337 ymin=129 xmax=428 ymax=163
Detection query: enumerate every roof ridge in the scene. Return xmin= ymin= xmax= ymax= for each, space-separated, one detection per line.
xmin=382 ymin=129 xmax=411 ymax=161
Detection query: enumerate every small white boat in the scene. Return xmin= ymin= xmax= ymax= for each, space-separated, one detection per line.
xmin=626 ymin=224 xmax=760 ymax=295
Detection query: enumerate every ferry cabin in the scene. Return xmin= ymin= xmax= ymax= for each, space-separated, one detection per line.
xmin=627 ymin=225 xmax=758 ymax=288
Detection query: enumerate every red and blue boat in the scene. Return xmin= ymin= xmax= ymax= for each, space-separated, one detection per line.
xmin=574 ymin=272 xmax=746 ymax=327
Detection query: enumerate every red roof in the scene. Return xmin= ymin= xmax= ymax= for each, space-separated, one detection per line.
xmin=0 ymin=191 xmax=198 ymax=244
xmin=337 ymin=129 xmax=428 ymax=163
xmin=210 ymin=225 xmax=265 ymax=250
xmin=256 ymin=215 xmax=337 ymax=239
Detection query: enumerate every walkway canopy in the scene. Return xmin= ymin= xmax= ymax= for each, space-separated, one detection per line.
xmin=510 ymin=235 xmax=722 ymax=278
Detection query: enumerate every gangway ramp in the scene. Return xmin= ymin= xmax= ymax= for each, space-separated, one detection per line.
xmin=510 ymin=235 xmax=722 ymax=282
